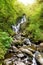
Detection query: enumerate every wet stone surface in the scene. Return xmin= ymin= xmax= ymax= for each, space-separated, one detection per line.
xmin=3 ymin=33 xmax=43 ymax=65
xmin=3 ymin=42 xmax=33 ymax=65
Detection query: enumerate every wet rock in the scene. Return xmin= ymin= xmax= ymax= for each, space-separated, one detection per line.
xmin=11 ymin=46 xmax=19 ymax=53
xmin=28 ymin=48 xmax=35 ymax=53
xmin=20 ymin=32 xmax=28 ymax=37
xmin=13 ymin=61 xmax=26 ymax=65
xmin=29 ymin=44 xmax=37 ymax=52
xmin=13 ymin=39 xmax=23 ymax=47
xmin=20 ymin=45 xmax=36 ymax=53
xmin=23 ymin=38 xmax=31 ymax=46
xmin=8 ymin=49 xmax=13 ymax=53
xmin=20 ymin=48 xmax=33 ymax=57
xmin=37 ymin=43 xmax=43 ymax=52
xmin=35 ymin=51 xmax=43 ymax=65
xmin=8 ymin=46 xmax=19 ymax=53
xmin=13 ymin=39 xmax=21 ymax=44
xmin=20 ymin=21 xmax=28 ymax=32
xmin=17 ymin=53 xmax=24 ymax=58
xmin=3 ymin=58 xmax=12 ymax=65
xmin=21 ymin=56 xmax=32 ymax=65
xmin=15 ymin=34 xmax=21 ymax=40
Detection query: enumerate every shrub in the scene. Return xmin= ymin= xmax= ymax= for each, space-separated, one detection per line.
xmin=0 ymin=32 xmax=12 ymax=59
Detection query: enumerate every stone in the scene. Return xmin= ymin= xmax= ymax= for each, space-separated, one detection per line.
xmin=17 ymin=53 xmax=24 ymax=58
xmin=20 ymin=48 xmax=33 ymax=57
xmin=12 ymin=46 xmax=19 ymax=52
xmin=3 ymin=58 xmax=12 ymax=65
xmin=35 ymin=51 xmax=43 ymax=65
xmin=37 ymin=43 xmax=43 ymax=52
xmin=13 ymin=61 xmax=26 ymax=65
xmin=13 ymin=39 xmax=23 ymax=46
xmin=15 ymin=34 xmax=21 ymax=40
xmin=23 ymin=38 xmax=31 ymax=46
xmin=8 ymin=49 xmax=13 ymax=53
xmin=40 ymin=43 xmax=43 ymax=46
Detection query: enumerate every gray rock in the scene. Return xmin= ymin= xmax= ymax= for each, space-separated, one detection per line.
xmin=17 ymin=53 xmax=24 ymax=58
xmin=3 ymin=58 xmax=12 ymax=65
xmin=11 ymin=46 xmax=19 ymax=53
xmin=8 ymin=49 xmax=13 ymax=53
xmin=15 ymin=34 xmax=21 ymax=40
xmin=13 ymin=61 xmax=26 ymax=65
xmin=35 ymin=51 xmax=43 ymax=65
xmin=23 ymin=38 xmax=31 ymax=46
xmin=20 ymin=48 xmax=33 ymax=56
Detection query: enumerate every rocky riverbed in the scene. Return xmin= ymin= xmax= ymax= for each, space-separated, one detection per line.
xmin=2 ymin=33 xmax=43 ymax=65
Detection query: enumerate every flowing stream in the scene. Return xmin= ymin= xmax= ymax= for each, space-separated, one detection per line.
xmin=3 ymin=15 xmax=43 ymax=65
xmin=12 ymin=14 xmax=26 ymax=33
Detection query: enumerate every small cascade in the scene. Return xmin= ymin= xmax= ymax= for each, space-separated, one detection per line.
xmin=12 ymin=14 xmax=26 ymax=33
xmin=32 ymin=54 xmax=37 ymax=65
xmin=32 ymin=57 xmax=37 ymax=65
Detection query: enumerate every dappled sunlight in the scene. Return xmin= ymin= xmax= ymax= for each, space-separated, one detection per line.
xmin=18 ymin=0 xmax=36 ymax=5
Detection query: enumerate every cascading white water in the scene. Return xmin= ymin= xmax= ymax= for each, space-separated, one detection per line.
xmin=32 ymin=54 xmax=37 ymax=65
xmin=12 ymin=14 xmax=26 ymax=33
xmin=32 ymin=58 xmax=37 ymax=65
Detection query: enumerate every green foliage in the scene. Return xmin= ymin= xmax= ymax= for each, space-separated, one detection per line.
xmin=25 ymin=2 xmax=43 ymax=42
xmin=0 ymin=0 xmax=25 ymax=36
xmin=0 ymin=32 xmax=12 ymax=59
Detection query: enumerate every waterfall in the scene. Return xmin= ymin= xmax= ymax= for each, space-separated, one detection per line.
xmin=12 ymin=14 xmax=26 ymax=33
